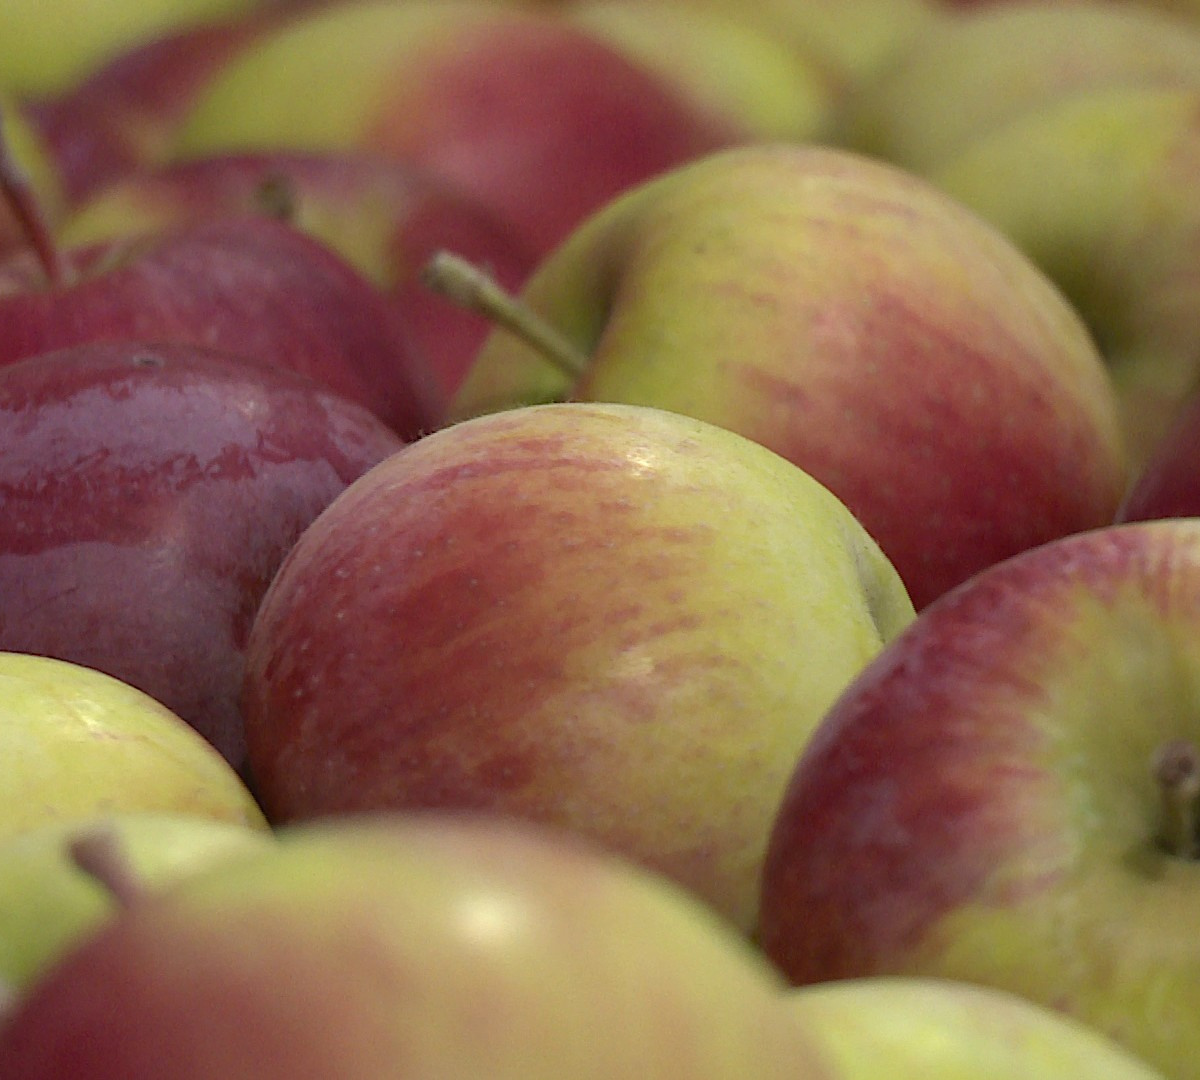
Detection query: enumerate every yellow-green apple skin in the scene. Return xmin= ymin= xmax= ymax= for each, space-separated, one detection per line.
xmin=561 ymin=0 xmax=840 ymax=144
xmin=0 ymin=98 xmax=64 ymax=257
xmin=241 ymin=402 xmax=915 ymax=933
xmin=0 ymin=814 xmax=833 ymax=1079
xmin=783 ymin=977 xmax=1167 ymax=1079
xmin=758 ymin=518 xmax=1200 ymax=1080
xmin=0 ymin=812 xmax=273 ymax=989
xmin=169 ymin=0 xmax=751 ymax=257
xmin=0 ymin=0 xmax=263 ymax=97
xmin=0 ymin=652 xmax=266 ymax=838
xmin=932 ymin=84 xmax=1200 ymax=465
xmin=449 ymin=144 xmax=1129 ymax=610
xmin=838 ymin=0 xmax=1200 ymax=172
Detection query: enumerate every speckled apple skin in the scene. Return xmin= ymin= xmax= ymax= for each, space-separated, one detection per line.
xmin=242 ymin=401 xmax=915 ymax=932
xmin=759 ymin=519 xmax=1200 ymax=1080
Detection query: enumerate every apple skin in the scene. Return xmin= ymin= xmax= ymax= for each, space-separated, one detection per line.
xmin=169 ymin=0 xmax=753 ymax=257
xmin=0 ymin=340 xmax=405 ymax=771
xmin=0 ymin=214 xmax=437 ymax=439
xmin=0 ymin=99 xmax=64 ymax=258
xmin=931 ymin=84 xmax=1200 ymax=466
xmin=757 ymin=518 xmax=1200 ymax=1080
xmin=560 ymin=0 xmax=840 ymax=144
xmin=60 ymin=150 xmax=538 ymax=412
xmin=0 ymin=652 xmax=266 ymax=838
xmin=783 ymin=977 xmax=1167 ymax=1079
xmin=0 ymin=0 xmax=265 ymax=98
xmin=1117 ymin=384 xmax=1200 ymax=522
xmin=449 ymin=144 xmax=1129 ymax=610
xmin=837 ymin=0 xmax=1200 ymax=173
xmin=0 ymin=813 xmax=828 ymax=1079
xmin=0 ymin=812 xmax=274 ymax=990
xmin=240 ymin=401 xmax=915 ymax=932
xmin=21 ymin=13 xmax=284 ymax=205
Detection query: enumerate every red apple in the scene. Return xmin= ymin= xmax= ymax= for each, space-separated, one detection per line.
xmin=21 ymin=12 xmax=286 ymax=205
xmin=0 ymin=340 xmax=404 ymax=772
xmin=0 ymin=813 xmax=823 ymax=1079
xmin=240 ymin=400 xmax=915 ymax=931
xmin=61 ymin=149 xmax=538 ymax=412
xmin=757 ymin=517 xmax=1200 ymax=1079
xmin=169 ymin=0 xmax=754 ymax=257
xmin=443 ymin=143 xmax=1130 ymax=609
xmin=0 ymin=210 xmax=437 ymax=439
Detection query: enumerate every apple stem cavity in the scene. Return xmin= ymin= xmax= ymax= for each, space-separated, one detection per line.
xmin=1153 ymin=738 xmax=1200 ymax=859
xmin=421 ymin=250 xmax=590 ymax=381
xmin=0 ymin=102 xmax=69 ymax=288
xmin=254 ymin=172 xmax=298 ymax=223
xmin=68 ymin=825 xmax=147 ymax=909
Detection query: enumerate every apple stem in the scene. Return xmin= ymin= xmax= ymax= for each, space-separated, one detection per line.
xmin=254 ymin=171 xmax=297 ymax=223
xmin=421 ymin=250 xmax=590 ymax=381
xmin=1153 ymin=738 xmax=1200 ymax=858
xmin=0 ymin=102 xmax=69 ymax=288
xmin=68 ymin=825 xmax=146 ymax=909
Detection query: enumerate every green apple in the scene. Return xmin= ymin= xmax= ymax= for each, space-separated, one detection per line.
xmin=561 ymin=0 xmax=840 ymax=143
xmin=0 ymin=812 xmax=273 ymax=989
xmin=241 ymin=401 xmax=915 ymax=933
xmin=443 ymin=143 xmax=1128 ymax=610
xmin=0 ymin=813 xmax=828 ymax=1078
xmin=0 ymin=0 xmax=263 ymax=97
xmin=758 ymin=518 xmax=1200 ymax=1080
xmin=838 ymin=0 xmax=1200 ymax=172
xmin=168 ymin=0 xmax=750 ymax=257
xmin=783 ymin=977 xmax=1167 ymax=1078
xmin=0 ymin=652 xmax=266 ymax=838
xmin=932 ymin=83 xmax=1200 ymax=465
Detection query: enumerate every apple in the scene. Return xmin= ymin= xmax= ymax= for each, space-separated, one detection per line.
xmin=240 ymin=401 xmax=915 ymax=932
xmin=931 ymin=83 xmax=1200 ymax=465
xmin=837 ymin=0 xmax=1200 ymax=173
xmin=1116 ymin=384 xmax=1200 ymax=522
xmin=0 ymin=180 xmax=438 ymax=439
xmin=0 ymin=812 xmax=273 ymax=990
xmin=0 ymin=0 xmax=265 ymax=98
xmin=0 ymin=652 xmax=266 ymax=840
xmin=782 ymin=976 xmax=1167 ymax=1078
xmin=0 ymin=813 xmax=826 ymax=1079
xmin=168 ymin=0 xmax=753 ymax=258
xmin=0 ymin=100 xmax=63 ymax=259
xmin=757 ymin=517 xmax=1200 ymax=1080
xmin=442 ymin=143 xmax=1129 ymax=610
xmin=59 ymin=149 xmax=538 ymax=412
xmin=560 ymin=0 xmax=840 ymax=144
xmin=0 ymin=339 xmax=405 ymax=772
xmin=21 ymin=11 xmax=288 ymax=205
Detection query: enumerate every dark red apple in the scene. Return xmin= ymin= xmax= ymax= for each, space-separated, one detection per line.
xmin=0 ymin=213 xmax=438 ymax=439
xmin=62 ymin=149 xmax=538 ymax=412
xmin=0 ymin=340 xmax=405 ymax=773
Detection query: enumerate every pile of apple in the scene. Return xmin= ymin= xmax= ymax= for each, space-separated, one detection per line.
xmin=4 ymin=0 xmax=1200 ymax=1075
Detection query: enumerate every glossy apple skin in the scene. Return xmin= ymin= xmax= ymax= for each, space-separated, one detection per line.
xmin=62 ymin=150 xmax=537 ymax=412
xmin=0 ymin=341 xmax=404 ymax=772
xmin=241 ymin=401 xmax=914 ymax=931
xmin=1118 ymin=387 xmax=1200 ymax=521
xmin=450 ymin=144 xmax=1129 ymax=609
xmin=757 ymin=519 xmax=1200 ymax=1079
xmin=0 ymin=814 xmax=824 ymax=1080
xmin=171 ymin=0 xmax=752 ymax=258
xmin=0 ymin=215 xmax=437 ymax=439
